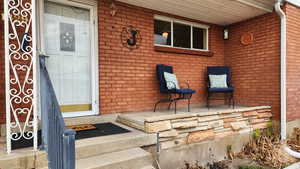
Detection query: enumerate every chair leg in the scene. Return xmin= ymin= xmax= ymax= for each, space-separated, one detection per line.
xmin=174 ymin=100 xmax=177 ymax=114
xmin=188 ymin=98 xmax=191 ymax=112
xmin=231 ymin=92 xmax=235 ymax=109
xmin=228 ymin=93 xmax=231 ymax=108
xmin=154 ymin=94 xmax=173 ymax=112
xmin=207 ymin=93 xmax=210 ymax=109
xmin=154 ymin=100 xmax=161 ymax=112
xmin=168 ymin=101 xmax=173 ymax=110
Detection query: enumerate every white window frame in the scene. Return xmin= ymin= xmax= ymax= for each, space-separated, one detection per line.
xmin=154 ymin=15 xmax=210 ymax=51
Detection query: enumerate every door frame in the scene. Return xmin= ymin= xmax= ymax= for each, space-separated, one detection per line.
xmin=37 ymin=0 xmax=99 ymax=118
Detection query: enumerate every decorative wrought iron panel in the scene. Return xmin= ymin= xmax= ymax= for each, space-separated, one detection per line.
xmin=4 ymin=0 xmax=38 ymax=153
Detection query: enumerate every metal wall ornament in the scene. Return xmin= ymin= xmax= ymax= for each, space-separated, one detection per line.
xmin=121 ymin=25 xmax=142 ymax=50
xmin=241 ymin=32 xmax=254 ymax=45
xmin=4 ymin=0 xmax=38 ymax=153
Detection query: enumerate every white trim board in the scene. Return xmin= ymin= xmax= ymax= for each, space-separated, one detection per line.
xmin=154 ymin=15 xmax=210 ymax=29
xmin=67 ymin=0 xmax=98 ymax=6
xmin=234 ymin=0 xmax=273 ymax=12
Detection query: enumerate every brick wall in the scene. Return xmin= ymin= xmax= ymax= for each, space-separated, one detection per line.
xmin=98 ymin=0 xmax=225 ymax=114
xmin=0 ymin=1 xmax=5 ymax=124
xmin=224 ymin=12 xmax=281 ymax=120
xmin=0 ymin=0 xmax=293 ymax=124
xmin=286 ymin=3 xmax=300 ymax=121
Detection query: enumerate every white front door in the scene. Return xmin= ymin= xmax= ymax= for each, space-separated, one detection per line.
xmin=43 ymin=1 xmax=98 ymax=117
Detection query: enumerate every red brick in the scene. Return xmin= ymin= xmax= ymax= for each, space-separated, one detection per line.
xmin=225 ymin=12 xmax=280 ymax=121
xmin=98 ymin=0 xmax=226 ymax=114
xmin=286 ymin=3 xmax=300 ymax=122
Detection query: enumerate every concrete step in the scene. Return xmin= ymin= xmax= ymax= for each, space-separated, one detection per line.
xmin=75 ymin=128 xmax=156 ymax=159
xmin=36 ymin=151 xmax=156 ymax=169
xmin=0 ymin=150 xmax=48 ymax=169
xmin=117 ymin=114 xmax=145 ymax=131
xmin=0 ymin=122 xmax=156 ymax=169
xmin=284 ymin=162 xmax=300 ymax=169
xmin=64 ymin=114 xmax=119 ymax=126
xmin=38 ymin=163 xmax=157 ymax=169
xmin=0 ymin=132 xmax=155 ymax=169
xmin=141 ymin=166 xmax=156 ymax=169
xmin=76 ymin=147 xmax=153 ymax=169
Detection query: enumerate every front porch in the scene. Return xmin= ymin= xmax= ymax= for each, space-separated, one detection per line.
xmin=1 ymin=0 xmax=284 ymax=168
xmin=0 ymin=104 xmax=273 ymax=169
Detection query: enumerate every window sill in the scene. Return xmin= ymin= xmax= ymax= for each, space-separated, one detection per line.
xmin=154 ymin=46 xmax=214 ymax=56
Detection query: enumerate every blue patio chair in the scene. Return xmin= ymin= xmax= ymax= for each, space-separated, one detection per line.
xmin=154 ymin=64 xmax=196 ymax=113
xmin=207 ymin=66 xmax=234 ymax=109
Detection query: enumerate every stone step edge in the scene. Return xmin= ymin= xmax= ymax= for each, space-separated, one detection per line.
xmin=140 ymin=165 xmax=156 ymax=169
xmin=145 ymin=106 xmax=272 ymax=123
xmin=117 ymin=116 xmax=145 ymax=131
xmin=75 ymin=132 xmax=156 ymax=159
xmin=76 ymin=147 xmax=152 ymax=169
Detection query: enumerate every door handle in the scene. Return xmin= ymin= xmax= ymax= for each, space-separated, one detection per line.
xmin=39 ymin=54 xmax=50 ymax=58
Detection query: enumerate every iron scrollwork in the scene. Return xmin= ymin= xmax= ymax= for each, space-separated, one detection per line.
xmin=121 ymin=25 xmax=142 ymax=50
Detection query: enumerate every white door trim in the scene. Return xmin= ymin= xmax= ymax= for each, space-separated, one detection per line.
xmin=37 ymin=0 xmax=99 ymax=118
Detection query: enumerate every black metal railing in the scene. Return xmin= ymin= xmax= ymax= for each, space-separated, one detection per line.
xmin=40 ymin=55 xmax=76 ymax=169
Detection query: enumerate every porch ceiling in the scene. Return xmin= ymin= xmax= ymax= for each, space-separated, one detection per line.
xmin=117 ymin=0 xmax=275 ymax=25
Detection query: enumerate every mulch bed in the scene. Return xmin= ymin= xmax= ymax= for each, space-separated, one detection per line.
xmin=183 ymin=126 xmax=300 ymax=169
xmin=237 ymin=128 xmax=297 ymax=168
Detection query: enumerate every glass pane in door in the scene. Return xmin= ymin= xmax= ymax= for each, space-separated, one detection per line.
xmin=44 ymin=1 xmax=92 ymax=113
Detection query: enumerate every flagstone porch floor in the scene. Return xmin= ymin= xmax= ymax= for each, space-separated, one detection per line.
xmin=117 ymin=105 xmax=272 ymax=132
xmin=117 ymin=105 xmax=273 ymax=150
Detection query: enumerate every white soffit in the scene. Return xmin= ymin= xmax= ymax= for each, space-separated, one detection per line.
xmin=286 ymin=0 xmax=300 ymax=7
xmin=117 ymin=0 xmax=275 ymax=25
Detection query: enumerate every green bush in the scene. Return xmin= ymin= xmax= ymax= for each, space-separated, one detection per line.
xmin=252 ymin=129 xmax=261 ymax=139
xmin=239 ymin=165 xmax=265 ymax=169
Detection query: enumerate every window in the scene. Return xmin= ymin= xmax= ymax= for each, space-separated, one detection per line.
xmin=154 ymin=15 xmax=209 ymax=51
xmin=193 ymin=27 xmax=207 ymax=50
xmin=173 ymin=22 xmax=191 ymax=48
xmin=154 ymin=20 xmax=171 ymax=46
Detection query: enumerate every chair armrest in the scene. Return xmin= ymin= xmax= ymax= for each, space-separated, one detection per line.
xmin=183 ymin=81 xmax=190 ymax=89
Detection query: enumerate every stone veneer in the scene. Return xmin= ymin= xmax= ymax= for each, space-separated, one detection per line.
xmin=141 ymin=106 xmax=272 ymax=149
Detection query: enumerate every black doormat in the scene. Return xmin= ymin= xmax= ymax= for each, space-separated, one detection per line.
xmin=11 ymin=123 xmax=130 ymax=150
xmin=74 ymin=123 xmax=131 ymax=140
